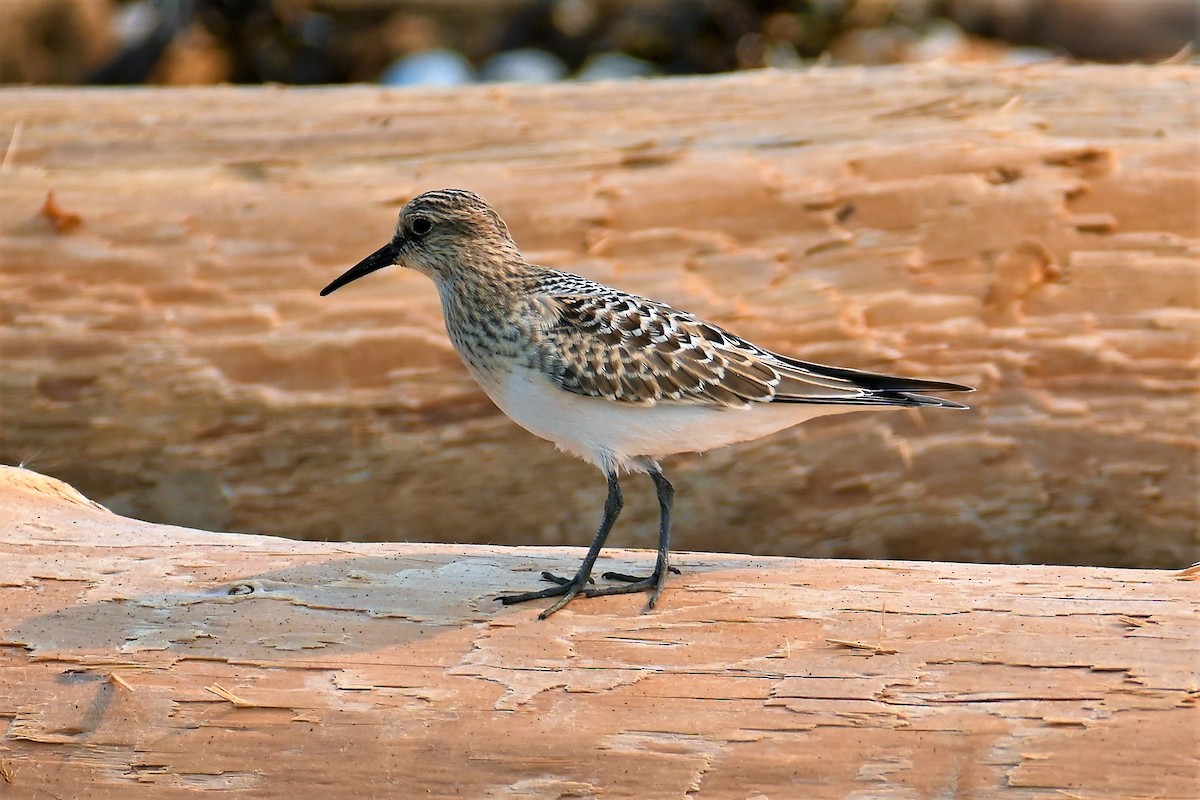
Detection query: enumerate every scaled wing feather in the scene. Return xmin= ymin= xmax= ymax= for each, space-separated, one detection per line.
xmin=529 ymin=275 xmax=972 ymax=410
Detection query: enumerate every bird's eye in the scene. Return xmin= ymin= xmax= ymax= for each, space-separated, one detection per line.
xmin=410 ymin=217 xmax=433 ymax=236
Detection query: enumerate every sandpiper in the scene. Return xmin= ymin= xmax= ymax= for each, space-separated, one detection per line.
xmin=321 ymin=189 xmax=973 ymax=618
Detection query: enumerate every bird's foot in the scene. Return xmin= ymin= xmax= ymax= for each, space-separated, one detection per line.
xmin=498 ymin=571 xmax=594 ymax=619
xmin=535 ymin=571 xmax=594 ymax=587
xmin=602 ymin=566 xmax=681 ymax=582
xmin=498 ymin=568 xmax=676 ymax=618
xmin=588 ymin=566 xmax=680 ymax=610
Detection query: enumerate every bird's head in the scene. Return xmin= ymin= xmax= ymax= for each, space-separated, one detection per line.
xmin=320 ymin=189 xmax=518 ymax=296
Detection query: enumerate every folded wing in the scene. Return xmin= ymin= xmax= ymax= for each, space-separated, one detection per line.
xmin=531 ymin=289 xmax=973 ymax=410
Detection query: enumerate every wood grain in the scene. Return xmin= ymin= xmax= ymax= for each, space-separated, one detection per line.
xmin=1 ymin=466 xmax=1196 ymax=798
xmin=0 ymin=65 xmax=1197 ymax=569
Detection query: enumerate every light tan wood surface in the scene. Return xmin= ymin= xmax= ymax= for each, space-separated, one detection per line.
xmin=0 ymin=67 xmax=1196 ymax=561
xmin=1 ymin=466 xmax=1196 ymax=798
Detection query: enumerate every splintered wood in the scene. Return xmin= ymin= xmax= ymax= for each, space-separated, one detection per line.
xmin=1 ymin=467 xmax=1196 ymax=798
xmin=0 ymin=65 xmax=1196 ymax=571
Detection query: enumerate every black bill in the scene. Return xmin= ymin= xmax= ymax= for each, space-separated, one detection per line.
xmin=320 ymin=240 xmax=401 ymax=296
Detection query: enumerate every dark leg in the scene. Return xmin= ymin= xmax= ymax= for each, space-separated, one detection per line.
xmin=592 ymin=468 xmax=678 ymax=609
xmin=498 ymin=471 xmax=623 ymax=619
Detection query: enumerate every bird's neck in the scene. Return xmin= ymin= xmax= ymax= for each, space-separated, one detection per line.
xmin=435 ymin=261 xmax=543 ymax=377
xmin=436 ymin=257 xmax=537 ymax=321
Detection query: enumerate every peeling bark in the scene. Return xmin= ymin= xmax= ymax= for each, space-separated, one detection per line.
xmin=1 ymin=467 xmax=1197 ymax=798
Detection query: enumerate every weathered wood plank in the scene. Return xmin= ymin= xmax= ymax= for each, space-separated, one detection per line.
xmin=0 ymin=65 xmax=1197 ymax=569
xmin=1 ymin=467 xmax=1196 ymax=798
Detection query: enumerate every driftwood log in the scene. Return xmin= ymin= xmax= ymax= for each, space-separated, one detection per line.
xmin=0 ymin=65 xmax=1197 ymax=571
xmin=1 ymin=465 xmax=1197 ymax=798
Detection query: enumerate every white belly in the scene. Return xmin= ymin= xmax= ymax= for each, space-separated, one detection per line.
xmin=479 ymin=367 xmax=859 ymax=474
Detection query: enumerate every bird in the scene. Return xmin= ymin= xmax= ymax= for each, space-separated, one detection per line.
xmin=320 ymin=189 xmax=973 ymax=619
